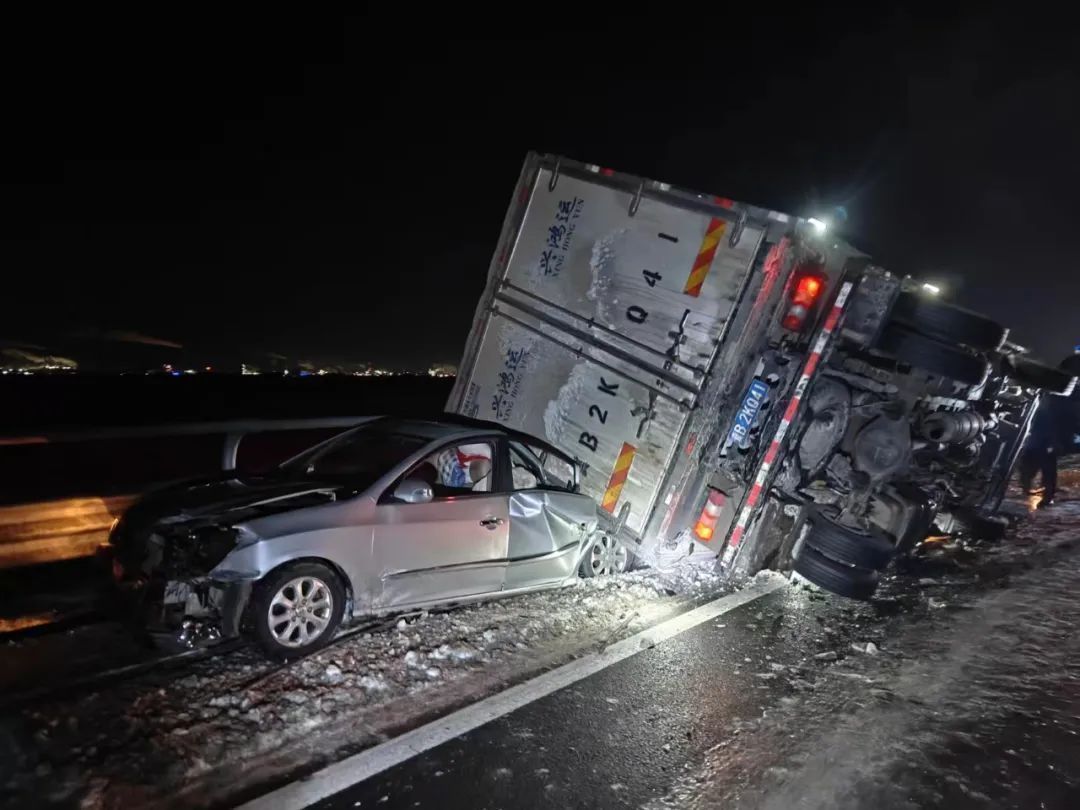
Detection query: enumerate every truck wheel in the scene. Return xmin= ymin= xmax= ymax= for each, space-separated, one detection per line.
xmin=958 ymin=511 xmax=1009 ymax=541
xmin=889 ymin=291 xmax=1008 ymax=351
xmin=804 ymin=511 xmax=895 ymax=570
xmin=1004 ymin=355 xmax=1076 ymax=395
xmin=579 ymin=531 xmax=630 ymax=577
xmin=252 ymin=561 xmax=345 ymax=660
xmin=793 ymin=546 xmax=879 ymax=600
xmin=875 ymin=323 xmax=989 ymax=385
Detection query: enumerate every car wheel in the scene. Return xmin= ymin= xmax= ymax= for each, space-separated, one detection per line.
xmin=793 ymin=546 xmax=879 ymax=600
xmin=889 ymin=291 xmax=1008 ymax=351
xmin=1003 ymin=355 xmax=1076 ymax=395
xmin=804 ymin=510 xmax=895 ymax=571
xmin=875 ymin=323 xmax=990 ymax=385
xmin=579 ymin=532 xmax=630 ymax=577
xmin=252 ymin=561 xmax=345 ymax=660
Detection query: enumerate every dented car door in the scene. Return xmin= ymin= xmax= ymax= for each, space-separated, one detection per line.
xmin=503 ymin=490 xmax=593 ymax=589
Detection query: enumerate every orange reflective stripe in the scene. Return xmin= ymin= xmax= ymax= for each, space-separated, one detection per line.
xmin=683 ymin=218 xmax=727 ymax=297
xmin=601 ymin=443 xmax=636 ymax=513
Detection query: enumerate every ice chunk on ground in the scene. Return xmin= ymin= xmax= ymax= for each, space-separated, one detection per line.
xmin=323 ymin=664 xmax=344 ymax=685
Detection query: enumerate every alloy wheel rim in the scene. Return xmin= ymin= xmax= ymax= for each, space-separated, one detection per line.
xmin=590 ymin=534 xmax=628 ymax=575
xmin=268 ymin=576 xmax=333 ymax=647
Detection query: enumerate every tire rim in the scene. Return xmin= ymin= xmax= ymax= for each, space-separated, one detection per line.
xmin=589 ymin=533 xmax=629 ymax=575
xmin=268 ymin=576 xmax=333 ymax=648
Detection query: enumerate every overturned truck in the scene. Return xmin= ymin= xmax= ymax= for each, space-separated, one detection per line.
xmin=448 ymin=152 xmax=1074 ymax=599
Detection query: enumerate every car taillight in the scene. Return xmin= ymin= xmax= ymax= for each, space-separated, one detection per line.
xmin=693 ymin=489 xmax=725 ymax=542
xmin=782 ymin=264 xmax=827 ymax=331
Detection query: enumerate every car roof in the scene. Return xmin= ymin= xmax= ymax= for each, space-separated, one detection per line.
xmin=367 ymin=415 xmax=575 ymax=465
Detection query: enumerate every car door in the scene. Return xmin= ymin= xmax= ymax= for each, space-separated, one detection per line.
xmin=370 ymin=438 xmax=510 ymax=609
xmin=503 ymin=441 xmax=595 ymax=590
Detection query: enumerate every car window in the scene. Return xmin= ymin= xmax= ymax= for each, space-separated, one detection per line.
xmin=510 ymin=444 xmax=542 ymax=490
xmin=539 ymin=451 xmax=576 ymax=490
xmin=405 ymin=441 xmax=495 ymax=498
xmin=509 ymin=441 xmax=576 ymax=492
xmin=279 ymin=429 xmax=428 ymax=488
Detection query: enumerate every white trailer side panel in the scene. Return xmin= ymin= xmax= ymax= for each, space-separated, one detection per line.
xmin=450 ymin=154 xmax=766 ymax=534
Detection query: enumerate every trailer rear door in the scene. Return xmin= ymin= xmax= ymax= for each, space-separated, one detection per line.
xmin=449 ymin=154 xmax=766 ymax=535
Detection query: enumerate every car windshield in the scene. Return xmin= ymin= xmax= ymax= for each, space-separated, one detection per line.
xmin=277 ymin=428 xmax=428 ymax=488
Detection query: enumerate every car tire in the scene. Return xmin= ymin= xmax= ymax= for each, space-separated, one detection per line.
xmin=875 ymin=323 xmax=990 ymax=385
xmin=804 ymin=511 xmax=895 ymax=571
xmin=252 ymin=561 xmax=345 ymax=660
xmin=1004 ymin=355 xmax=1077 ymax=395
xmin=793 ymin=546 xmax=879 ymax=600
xmin=579 ymin=531 xmax=631 ymax=577
xmin=889 ymin=291 xmax=1008 ymax=351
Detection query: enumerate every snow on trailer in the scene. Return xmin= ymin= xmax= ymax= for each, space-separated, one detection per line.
xmin=448 ymin=153 xmax=856 ymax=560
xmin=451 ymin=155 xmax=780 ymax=534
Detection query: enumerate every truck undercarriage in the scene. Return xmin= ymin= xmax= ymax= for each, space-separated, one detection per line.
xmin=706 ymin=271 xmax=1072 ymax=599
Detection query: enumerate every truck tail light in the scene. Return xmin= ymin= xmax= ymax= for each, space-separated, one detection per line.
xmin=692 ymin=489 xmax=726 ymax=542
xmin=782 ymin=264 xmax=827 ymax=331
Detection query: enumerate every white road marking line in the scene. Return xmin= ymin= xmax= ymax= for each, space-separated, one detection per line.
xmin=238 ymin=576 xmax=788 ymax=810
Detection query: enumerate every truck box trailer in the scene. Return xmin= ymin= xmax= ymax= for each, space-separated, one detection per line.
xmin=448 ymin=153 xmax=1074 ymax=598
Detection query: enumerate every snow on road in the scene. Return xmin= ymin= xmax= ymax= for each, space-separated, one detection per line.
xmin=0 ymin=563 xmax=727 ymax=809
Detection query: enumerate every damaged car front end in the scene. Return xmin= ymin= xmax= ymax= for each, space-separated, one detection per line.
xmin=108 ymin=484 xmax=337 ymax=652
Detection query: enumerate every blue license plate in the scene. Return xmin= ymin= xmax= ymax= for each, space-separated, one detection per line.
xmin=728 ymin=378 xmax=769 ymax=447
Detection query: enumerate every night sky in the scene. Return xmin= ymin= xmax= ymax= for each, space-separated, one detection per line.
xmin=3 ymin=11 xmax=1078 ymax=370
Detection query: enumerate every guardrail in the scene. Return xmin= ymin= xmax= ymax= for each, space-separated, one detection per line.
xmin=0 ymin=416 xmax=369 ymax=570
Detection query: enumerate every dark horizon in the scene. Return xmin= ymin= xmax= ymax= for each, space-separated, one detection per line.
xmin=3 ymin=11 xmax=1079 ymax=369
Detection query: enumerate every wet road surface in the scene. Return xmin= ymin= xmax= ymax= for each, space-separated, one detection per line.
xmin=280 ymin=500 xmax=1080 ymax=810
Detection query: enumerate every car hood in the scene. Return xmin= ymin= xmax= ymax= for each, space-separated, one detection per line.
xmin=123 ymin=474 xmax=345 ymax=532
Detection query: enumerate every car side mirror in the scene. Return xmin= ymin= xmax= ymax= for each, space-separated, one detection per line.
xmin=393 ymin=477 xmax=434 ymax=504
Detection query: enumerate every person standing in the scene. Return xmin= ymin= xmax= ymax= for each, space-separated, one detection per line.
xmin=1020 ymin=347 xmax=1080 ymax=507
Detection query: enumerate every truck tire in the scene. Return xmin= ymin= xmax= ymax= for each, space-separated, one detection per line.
xmin=889 ymin=291 xmax=1008 ymax=351
xmin=793 ymin=546 xmax=879 ymax=600
xmin=958 ymin=511 xmax=1009 ymax=541
xmin=876 ymin=323 xmax=989 ymax=385
xmin=1004 ymin=355 xmax=1076 ymax=395
xmin=804 ymin=511 xmax=895 ymax=570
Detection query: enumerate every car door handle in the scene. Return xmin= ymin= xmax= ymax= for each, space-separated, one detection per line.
xmin=480 ymin=517 xmax=505 ymax=529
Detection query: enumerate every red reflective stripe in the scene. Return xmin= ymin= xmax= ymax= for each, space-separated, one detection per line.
xmin=823 ymin=306 xmax=843 ymax=332
xmin=719 ymin=281 xmax=854 ymax=568
xmin=782 ymin=396 xmax=801 ymax=423
xmin=763 ymin=442 xmax=781 ymax=466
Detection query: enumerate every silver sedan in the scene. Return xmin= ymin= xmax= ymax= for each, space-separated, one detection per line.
xmin=108 ymin=417 xmax=629 ymax=659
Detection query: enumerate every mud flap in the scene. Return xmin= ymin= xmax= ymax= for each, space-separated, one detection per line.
xmin=730 ymin=497 xmax=799 ymax=579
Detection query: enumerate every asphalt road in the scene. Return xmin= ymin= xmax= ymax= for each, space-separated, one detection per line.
xmin=254 ymin=498 xmax=1080 ymax=810
xmin=305 ymin=585 xmax=812 ymax=810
